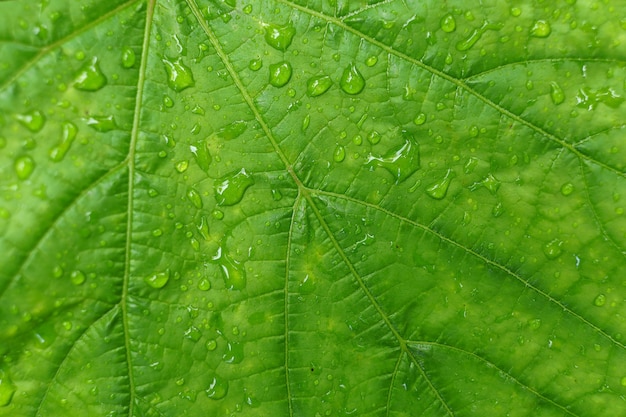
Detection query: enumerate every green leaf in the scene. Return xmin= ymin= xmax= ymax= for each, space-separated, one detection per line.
xmin=1 ymin=0 xmax=625 ymax=416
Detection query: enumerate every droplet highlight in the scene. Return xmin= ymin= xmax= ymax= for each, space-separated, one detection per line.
xmin=269 ymin=61 xmax=292 ymax=88
xmin=426 ymin=169 xmax=454 ymax=199
xmin=440 ymin=14 xmax=456 ymax=33
xmin=530 ymin=20 xmax=551 ymax=38
xmin=74 ymin=57 xmax=107 ymax=91
xmin=145 ymin=270 xmax=170 ymax=289
xmin=215 ymin=168 xmax=254 ymax=206
xmin=340 ymin=63 xmax=365 ymax=95
xmin=367 ymin=135 xmax=420 ymax=184
xmin=206 ymin=375 xmax=229 ymax=400
xmin=306 ymin=75 xmax=332 ymax=97
xmin=162 ymin=57 xmax=195 ymax=92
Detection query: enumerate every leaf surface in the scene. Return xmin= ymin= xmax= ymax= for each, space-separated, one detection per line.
xmin=0 ymin=0 xmax=625 ymax=416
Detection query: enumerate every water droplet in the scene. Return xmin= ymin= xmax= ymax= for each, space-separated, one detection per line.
xmin=530 ymin=20 xmax=551 ymax=38
xmin=185 ymin=326 xmax=201 ymax=341
xmin=492 ymin=201 xmax=504 ymax=217
xmin=248 ymin=58 xmax=262 ymax=71
xmin=456 ymin=21 xmax=503 ymax=51
xmin=206 ymin=339 xmax=217 ymax=350
xmin=464 ymin=157 xmax=478 ymax=174
xmin=0 ymin=370 xmax=17 ymax=407
xmin=217 ymin=120 xmax=247 ymax=140
xmin=367 ymin=135 xmax=420 ymax=184
xmin=84 ymin=115 xmax=118 ymax=132
xmin=217 ymin=251 xmax=246 ymax=290
xmin=576 ymin=87 xmax=624 ymax=110
xmin=469 ymin=173 xmax=501 ymax=194
xmin=367 ymin=131 xmax=381 ymax=144
xmin=264 ymin=22 xmax=296 ymax=51
xmin=333 ymin=145 xmax=346 ymax=162
xmin=215 ymin=168 xmax=254 ymax=206
xmin=121 ymin=47 xmax=136 ymax=68
xmin=269 ymin=61 xmax=292 ymax=87
xmin=543 ymin=239 xmax=563 ymax=259
xmin=426 ymin=169 xmax=454 ymax=199
xmin=145 ymin=270 xmax=170 ymax=289
xmin=510 ymin=7 xmax=522 ymax=17
xmin=440 ymin=14 xmax=456 ymax=32
xmin=560 ymin=183 xmax=574 ymax=196
xmin=74 ymin=57 xmax=107 ymax=91
xmin=206 ymin=375 xmax=228 ymax=400
xmin=16 ymin=110 xmax=45 ymax=132
xmin=162 ymin=57 xmax=195 ymax=92
xmin=340 ymin=63 xmax=365 ymax=95
xmin=222 ymin=341 xmax=244 ymax=364
xmin=593 ymin=294 xmax=606 ymax=307
xmin=306 ymin=75 xmax=332 ymax=97
xmin=413 ymin=113 xmax=427 ymax=125
xmin=365 ymin=55 xmax=378 ymax=67
xmin=198 ymin=278 xmax=211 ymax=291
xmin=187 ymin=188 xmax=203 ymax=209
xmin=272 ymin=189 xmax=283 ymax=201
xmin=191 ymin=140 xmax=212 ymax=173
xmin=14 ymin=155 xmax=35 ymax=180
xmin=176 ymin=160 xmax=189 ymax=173
xmin=301 ymin=114 xmax=310 ymax=132
xmin=49 ymin=122 xmax=77 ymax=162
xmin=70 ymin=270 xmax=86 ymax=286
xmin=550 ymin=81 xmax=565 ymax=105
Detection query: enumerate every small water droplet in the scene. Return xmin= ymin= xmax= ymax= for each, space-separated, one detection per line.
xmin=15 ymin=155 xmax=35 ymax=180
xmin=74 ymin=57 xmax=107 ymax=91
xmin=550 ymin=81 xmax=565 ymax=105
xmin=217 ymin=120 xmax=247 ymax=140
xmin=198 ymin=278 xmax=211 ymax=291
xmin=440 ymin=14 xmax=456 ymax=33
xmin=206 ymin=339 xmax=217 ymax=350
xmin=264 ymin=22 xmax=296 ymax=51
xmin=0 ymin=370 xmax=16 ymax=407
xmin=121 ymin=47 xmax=136 ymax=68
xmin=216 ymin=250 xmax=246 ymax=290
xmin=16 ymin=110 xmax=46 ymax=132
xmin=206 ymin=374 xmax=229 ymax=400
xmin=413 ymin=113 xmax=427 ymax=125
xmin=365 ymin=55 xmax=378 ymax=66
xmin=272 ymin=189 xmax=283 ymax=201
xmin=543 ymin=239 xmax=563 ymax=259
xmin=301 ymin=114 xmax=310 ymax=132
xmin=84 ymin=115 xmax=118 ymax=132
xmin=187 ymin=188 xmax=203 ymax=209
xmin=510 ymin=7 xmax=522 ymax=17
xmin=593 ymin=294 xmax=606 ymax=307
xmin=215 ymin=168 xmax=254 ymax=206
xmin=456 ymin=21 xmax=503 ymax=51
xmin=222 ymin=341 xmax=244 ymax=364
xmin=492 ymin=201 xmax=504 ymax=217
xmin=176 ymin=160 xmax=189 ymax=173
xmin=340 ymin=63 xmax=365 ymax=95
xmin=367 ymin=131 xmax=381 ymax=145
xmin=560 ymin=183 xmax=574 ymax=196
xmin=70 ymin=270 xmax=86 ymax=286
xmin=162 ymin=57 xmax=195 ymax=92
xmin=269 ymin=61 xmax=292 ymax=87
xmin=367 ymin=135 xmax=420 ymax=184
xmin=306 ymin=75 xmax=332 ymax=97
xmin=248 ymin=58 xmax=262 ymax=71
xmin=191 ymin=140 xmax=212 ymax=173
xmin=469 ymin=173 xmax=501 ymax=194
xmin=530 ymin=20 xmax=551 ymax=38
xmin=333 ymin=145 xmax=346 ymax=162
xmin=49 ymin=122 xmax=78 ymax=162
xmin=426 ymin=169 xmax=454 ymax=199
xmin=185 ymin=326 xmax=202 ymax=341
xmin=145 ymin=270 xmax=170 ymax=289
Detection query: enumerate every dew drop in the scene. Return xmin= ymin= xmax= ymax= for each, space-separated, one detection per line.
xmin=560 ymin=182 xmax=574 ymax=196
xmin=455 ymin=21 xmax=503 ymax=51
xmin=366 ymin=135 xmax=420 ymax=184
xmin=492 ymin=201 xmax=504 ymax=217
xmin=121 ymin=47 xmax=136 ymax=68
xmin=70 ymin=270 xmax=86 ymax=286
xmin=264 ymin=22 xmax=296 ymax=51
xmin=269 ymin=61 xmax=292 ymax=87
xmin=340 ymin=63 xmax=365 ymax=95
xmin=530 ymin=20 xmax=551 ymax=38
xmin=248 ymin=58 xmax=262 ymax=71
xmin=163 ymin=95 xmax=174 ymax=108
xmin=217 ymin=251 xmax=246 ymax=290
xmin=426 ymin=169 xmax=454 ymax=199
xmin=550 ymin=81 xmax=565 ymax=105
xmin=191 ymin=140 xmax=212 ymax=173
xmin=469 ymin=173 xmax=501 ymax=194
xmin=510 ymin=7 xmax=522 ymax=17
xmin=206 ymin=375 xmax=229 ymax=400
xmin=413 ymin=113 xmax=427 ymax=125
xmin=14 ymin=155 xmax=35 ymax=180
xmin=187 ymin=188 xmax=203 ymax=209
xmin=206 ymin=339 xmax=217 ymax=350
xmin=16 ymin=110 xmax=46 ymax=132
xmin=440 ymin=14 xmax=456 ymax=33
xmin=0 ymin=370 xmax=16 ymax=407
xmin=198 ymin=278 xmax=211 ymax=291
xmin=464 ymin=157 xmax=478 ymax=174
xmin=217 ymin=120 xmax=247 ymax=140
xmin=365 ymin=55 xmax=378 ymax=67
xmin=74 ymin=57 xmax=107 ymax=91
xmin=145 ymin=270 xmax=170 ymax=289
xmin=593 ymin=294 xmax=606 ymax=307
xmin=176 ymin=160 xmax=189 ymax=173
xmin=49 ymin=122 xmax=77 ymax=162
xmin=215 ymin=168 xmax=254 ymax=206
xmin=367 ymin=131 xmax=381 ymax=145
xmin=301 ymin=114 xmax=310 ymax=132
xmin=576 ymin=87 xmax=624 ymax=110
xmin=185 ymin=326 xmax=201 ymax=341
xmin=306 ymin=75 xmax=332 ymax=97
xmin=162 ymin=57 xmax=195 ymax=92
xmin=333 ymin=145 xmax=346 ymax=162
xmin=222 ymin=341 xmax=244 ymax=364
xmin=543 ymin=239 xmax=563 ymax=259
xmin=84 ymin=115 xmax=118 ymax=132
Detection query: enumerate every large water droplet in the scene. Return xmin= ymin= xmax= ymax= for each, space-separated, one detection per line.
xmin=333 ymin=145 xmax=346 ymax=162
xmin=121 ymin=47 xmax=136 ymax=68
xmin=306 ymin=75 xmax=332 ymax=97
xmin=248 ymin=58 xmax=262 ymax=71
xmin=222 ymin=341 xmax=244 ymax=364
xmin=187 ymin=188 xmax=203 ymax=209
xmin=215 ymin=168 xmax=254 ymax=206
xmin=426 ymin=169 xmax=454 ymax=199
xmin=550 ymin=82 xmax=565 ymax=105
xmin=440 ymin=14 xmax=456 ymax=32
xmin=530 ymin=20 xmax=551 ymax=38
xmin=162 ymin=57 xmax=195 ymax=92
xmin=16 ymin=110 xmax=45 ymax=132
xmin=84 ymin=115 xmax=118 ymax=132
xmin=593 ymin=294 xmax=606 ymax=307
xmin=264 ymin=22 xmax=296 ymax=51
xmin=74 ymin=57 xmax=107 ymax=91
xmin=0 ymin=370 xmax=16 ymax=407
xmin=49 ymin=122 xmax=77 ymax=162
xmin=576 ymin=87 xmax=624 ymax=110
xmin=190 ymin=140 xmax=212 ymax=173
xmin=340 ymin=63 xmax=365 ymax=95
xmin=217 ymin=120 xmax=247 ymax=140
xmin=70 ymin=270 xmax=86 ymax=286
xmin=469 ymin=173 xmax=500 ymax=194
xmin=145 ymin=270 xmax=170 ymax=289
xmin=15 ymin=155 xmax=35 ymax=180
xmin=366 ymin=135 xmax=420 ymax=184
xmin=560 ymin=183 xmax=574 ymax=196
xmin=206 ymin=375 xmax=228 ymax=400
xmin=543 ymin=239 xmax=563 ymax=259
xmin=456 ymin=21 xmax=503 ymax=51
xmin=268 ymin=61 xmax=292 ymax=87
